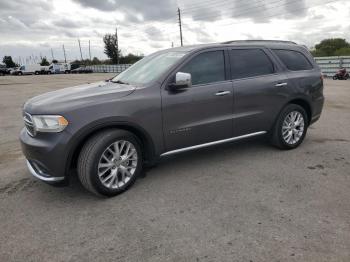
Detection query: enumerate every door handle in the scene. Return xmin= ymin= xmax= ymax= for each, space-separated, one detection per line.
xmin=275 ymin=82 xmax=288 ymax=87
xmin=215 ymin=91 xmax=231 ymax=96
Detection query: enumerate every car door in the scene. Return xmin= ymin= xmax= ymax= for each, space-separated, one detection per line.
xmin=229 ymin=47 xmax=288 ymax=137
xmin=161 ymin=49 xmax=234 ymax=152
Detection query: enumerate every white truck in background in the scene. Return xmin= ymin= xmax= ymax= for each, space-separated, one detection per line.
xmin=12 ymin=64 xmax=49 ymax=75
xmin=48 ymin=63 xmax=71 ymax=74
xmin=12 ymin=62 xmax=72 ymax=75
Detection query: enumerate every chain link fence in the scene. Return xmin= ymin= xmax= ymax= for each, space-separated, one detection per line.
xmin=85 ymin=64 xmax=132 ymax=73
xmin=315 ymin=56 xmax=350 ymax=77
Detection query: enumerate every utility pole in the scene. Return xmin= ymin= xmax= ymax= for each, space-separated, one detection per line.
xmin=88 ymin=40 xmax=92 ymax=60
xmin=78 ymin=39 xmax=83 ymax=61
xmin=177 ymin=8 xmax=183 ymax=47
xmin=50 ymin=48 xmax=54 ymax=60
xmin=62 ymin=44 xmax=67 ymax=63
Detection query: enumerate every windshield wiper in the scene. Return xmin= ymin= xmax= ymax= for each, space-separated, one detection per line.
xmin=111 ymin=80 xmax=129 ymax=85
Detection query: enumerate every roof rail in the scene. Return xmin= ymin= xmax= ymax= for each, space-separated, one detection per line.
xmin=222 ymin=40 xmax=297 ymax=45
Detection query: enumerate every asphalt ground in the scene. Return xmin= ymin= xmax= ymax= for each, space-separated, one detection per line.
xmin=0 ymin=74 xmax=349 ymax=261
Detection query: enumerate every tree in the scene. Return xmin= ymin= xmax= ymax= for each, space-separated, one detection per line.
xmin=2 ymin=56 xmax=17 ymax=68
xmin=92 ymin=57 xmax=101 ymax=65
xmin=334 ymin=47 xmax=350 ymax=56
xmin=40 ymin=57 xmax=50 ymax=66
xmin=119 ymin=53 xmax=143 ymax=64
xmin=103 ymin=27 xmax=121 ymax=64
xmin=313 ymin=38 xmax=350 ymax=56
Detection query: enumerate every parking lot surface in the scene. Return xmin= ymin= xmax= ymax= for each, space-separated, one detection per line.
xmin=0 ymin=74 xmax=349 ymax=261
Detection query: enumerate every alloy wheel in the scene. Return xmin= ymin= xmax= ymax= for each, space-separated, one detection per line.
xmin=97 ymin=140 xmax=138 ymax=189
xmin=282 ymin=111 xmax=305 ymax=145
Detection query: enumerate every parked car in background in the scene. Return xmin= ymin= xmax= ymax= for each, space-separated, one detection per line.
xmin=71 ymin=66 xmax=93 ymax=74
xmin=0 ymin=67 xmax=11 ymax=76
xmin=20 ymin=40 xmax=324 ymax=197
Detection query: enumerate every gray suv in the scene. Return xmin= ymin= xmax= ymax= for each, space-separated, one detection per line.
xmin=20 ymin=40 xmax=324 ymax=196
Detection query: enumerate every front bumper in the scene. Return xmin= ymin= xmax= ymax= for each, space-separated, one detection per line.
xmin=27 ymin=160 xmax=65 ymax=182
xmin=20 ymin=128 xmax=70 ymax=183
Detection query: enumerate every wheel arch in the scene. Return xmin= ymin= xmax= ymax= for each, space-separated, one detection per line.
xmin=66 ymin=120 xmax=157 ymax=174
xmin=287 ymin=98 xmax=312 ymax=124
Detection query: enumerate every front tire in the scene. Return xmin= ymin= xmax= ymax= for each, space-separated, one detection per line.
xmin=77 ymin=129 xmax=142 ymax=196
xmin=271 ymin=104 xmax=308 ymax=150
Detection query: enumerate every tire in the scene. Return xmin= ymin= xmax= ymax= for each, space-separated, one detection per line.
xmin=35 ymin=71 xmax=39 ymax=75
xmin=47 ymin=71 xmax=51 ymax=75
xmin=77 ymin=129 xmax=143 ymax=197
xmin=345 ymin=74 xmax=349 ymax=80
xmin=18 ymin=71 xmax=23 ymax=76
xmin=332 ymin=75 xmax=337 ymax=80
xmin=271 ymin=104 xmax=308 ymax=150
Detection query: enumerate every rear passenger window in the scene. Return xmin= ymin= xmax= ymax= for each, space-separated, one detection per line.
xmin=273 ymin=49 xmax=313 ymax=71
xmin=180 ymin=51 xmax=225 ymax=85
xmin=230 ymin=49 xmax=274 ymax=79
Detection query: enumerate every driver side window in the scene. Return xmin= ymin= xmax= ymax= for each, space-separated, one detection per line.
xmin=180 ymin=51 xmax=225 ymax=86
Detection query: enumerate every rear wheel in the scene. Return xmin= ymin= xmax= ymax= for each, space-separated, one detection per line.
xmin=332 ymin=75 xmax=337 ymax=80
xmin=271 ymin=104 xmax=308 ymax=150
xmin=18 ymin=71 xmax=23 ymax=75
xmin=77 ymin=129 xmax=142 ymax=196
xmin=35 ymin=71 xmax=39 ymax=75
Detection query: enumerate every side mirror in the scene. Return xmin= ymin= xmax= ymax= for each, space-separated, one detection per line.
xmin=169 ymin=72 xmax=192 ymax=90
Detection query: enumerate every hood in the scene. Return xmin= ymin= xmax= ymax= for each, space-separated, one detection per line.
xmin=24 ymin=81 xmax=136 ymax=114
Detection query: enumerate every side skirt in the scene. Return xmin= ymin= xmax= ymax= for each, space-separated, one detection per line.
xmin=160 ymin=131 xmax=267 ymax=157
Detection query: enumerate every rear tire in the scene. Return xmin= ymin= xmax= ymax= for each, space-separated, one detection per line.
xmin=332 ymin=75 xmax=337 ymax=80
xmin=77 ymin=129 xmax=143 ymax=197
xmin=271 ymin=104 xmax=308 ymax=150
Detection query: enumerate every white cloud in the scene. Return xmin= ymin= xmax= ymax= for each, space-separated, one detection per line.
xmin=0 ymin=0 xmax=349 ymax=63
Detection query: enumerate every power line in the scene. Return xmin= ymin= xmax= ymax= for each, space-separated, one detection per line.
xmin=181 ymin=0 xmax=310 ymax=21
xmin=186 ymin=0 xmax=340 ymax=40
xmin=181 ymin=0 xmax=266 ymax=12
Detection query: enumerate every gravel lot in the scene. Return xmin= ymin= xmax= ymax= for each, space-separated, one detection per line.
xmin=0 ymin=74 xmax=349 ymax=262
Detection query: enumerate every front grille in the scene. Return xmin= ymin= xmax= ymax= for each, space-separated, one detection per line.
xmin=23 ymin=112 xmax=36 ymax=137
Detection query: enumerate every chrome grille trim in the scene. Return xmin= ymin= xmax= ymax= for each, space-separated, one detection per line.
xmin=23 ymin=112 xmax=36 ymax=137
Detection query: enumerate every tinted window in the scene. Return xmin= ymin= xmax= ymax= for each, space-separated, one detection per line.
xmin=230 ymin=49 xmax=274 ymax=79
xmin=273 ymin=49 xmax=313 ymax=71
xmin=180 ymin=51 xmax=225 ymax=85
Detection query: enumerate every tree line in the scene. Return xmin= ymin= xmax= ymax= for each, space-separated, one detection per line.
xmin=310 ymin=38 xmax=350 ymax=57
xmin=2 ymin=37 xmax=350 ymax=68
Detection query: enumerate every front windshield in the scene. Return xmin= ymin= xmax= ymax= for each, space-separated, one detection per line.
xmin=112 ymin=51 xmax=187 ymax=85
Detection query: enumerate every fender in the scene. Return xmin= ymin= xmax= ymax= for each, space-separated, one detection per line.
xmin=64 ymin=117 xmax=158 ymax=175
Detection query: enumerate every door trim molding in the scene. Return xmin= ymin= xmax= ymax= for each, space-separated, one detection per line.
xmin=161 ymin=131 xmax=267 ymax=157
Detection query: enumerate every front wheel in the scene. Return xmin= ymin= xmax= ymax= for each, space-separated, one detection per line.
xmin=77 ymin=129 xmax=143 ymax=196
xmin=332 ymin=75 xmax=337 ymax=80
xmin=271 ymin=104 xmax=308 ymax=150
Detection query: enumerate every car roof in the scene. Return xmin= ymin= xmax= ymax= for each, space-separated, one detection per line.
xmin=168 ymin=40 xmax=305 ymax=53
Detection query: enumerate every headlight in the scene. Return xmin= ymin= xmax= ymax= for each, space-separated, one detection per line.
xmin=32 ymin=115 xmax=69 ymax=133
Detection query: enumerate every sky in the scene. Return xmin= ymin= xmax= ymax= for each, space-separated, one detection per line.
xmin=0 ymin=0 xmax=350 ymax=64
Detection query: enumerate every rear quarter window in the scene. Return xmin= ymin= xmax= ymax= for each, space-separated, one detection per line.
xmin=230 ymin=49 xmax=275 ymax=79
xmin=273 ymin=49 xmax=313 ymax=71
